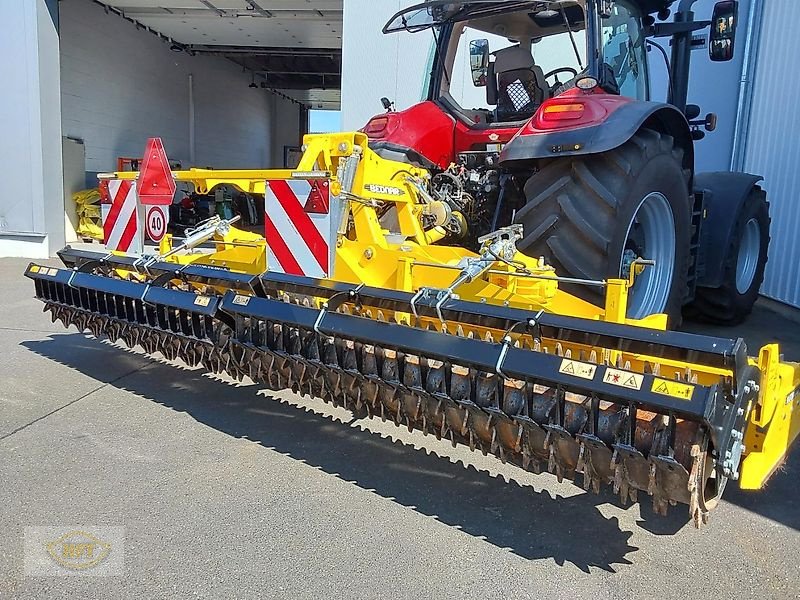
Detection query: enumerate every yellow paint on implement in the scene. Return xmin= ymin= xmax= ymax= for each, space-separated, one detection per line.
xmin=93 ymin=131 xmax=800 ymax=492
xmin=740 ymin=345 xmax=800 ymax=489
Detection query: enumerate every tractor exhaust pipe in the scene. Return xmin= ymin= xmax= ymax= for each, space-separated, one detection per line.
xmin=670 ymin=0 xmax=699 ymax=112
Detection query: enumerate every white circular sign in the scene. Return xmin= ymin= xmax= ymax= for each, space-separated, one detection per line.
xmin=145 ymin=205 xmax=168 ymax=242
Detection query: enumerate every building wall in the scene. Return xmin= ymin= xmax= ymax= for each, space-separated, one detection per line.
xmin=662 ymin=0 xmax=753 ymax=173
xmin=0 ymin=0 xmax=64 ymax=257
xmin=59 ymin=0 xmax=282 ymax=173
xmin=271 ymin=95 xmax=304 ymax=167
xmin=340 ymin=0 xmax=432 ymax=130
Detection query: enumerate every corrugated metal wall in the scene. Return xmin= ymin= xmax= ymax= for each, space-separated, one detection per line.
xmin=743 ymin=1 xmax=800 ymax=307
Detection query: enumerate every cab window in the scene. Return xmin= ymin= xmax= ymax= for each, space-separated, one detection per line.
xmin=601 ymin=1 xmax=649 ymax=100
xmin=445 ymin=24 xmax=587 ymax=122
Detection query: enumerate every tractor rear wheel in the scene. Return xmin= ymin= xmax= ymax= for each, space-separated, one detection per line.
xmin=685 ymin=186 xmax=770 ymax=325
xmin=514 ymin=128 xmax=691 ymax=325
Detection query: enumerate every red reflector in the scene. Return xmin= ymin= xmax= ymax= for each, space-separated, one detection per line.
xmin=542 ymin=103 xmax=585 ymax=121
xmin=364 ymin=117 xmax=389 ymax=135
xmin=304 ymin=180 xmax=330 ymax=214
xmin=98 ymin=179 xmax=111 ymax=204
xmin=137 ymin=137 xmax=176 ymax=206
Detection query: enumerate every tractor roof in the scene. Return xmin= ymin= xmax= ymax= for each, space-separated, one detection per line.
xmin=636 ymin=0 xmax=676 ymax=13
xmin=384 ymin=0 xmax=676 ymax=35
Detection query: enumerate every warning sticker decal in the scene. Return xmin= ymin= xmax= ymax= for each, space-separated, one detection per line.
xmin=603 ymin=368 xmax=643 ymax=391
xmin=651 ymin=378 xmax=695 ymax=400
xmin=558 ymin=359 xmax=597 ymax=381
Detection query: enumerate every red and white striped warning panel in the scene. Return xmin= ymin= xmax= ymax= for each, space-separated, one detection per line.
xmin=100 ymin=179 xmax=144 ymax=254
xmin=265 ymin=178 xmax=333 ymax=278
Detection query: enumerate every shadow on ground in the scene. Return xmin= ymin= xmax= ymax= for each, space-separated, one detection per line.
xmin=18 ymin=334 xmax=707 ymax=572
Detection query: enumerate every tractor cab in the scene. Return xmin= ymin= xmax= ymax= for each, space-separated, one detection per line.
xmin=384 ymin=1 xmax=650 ymax=124
xmin=369 ymin=0 xmax=653 ymax=169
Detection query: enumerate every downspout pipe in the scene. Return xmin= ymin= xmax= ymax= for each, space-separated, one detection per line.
xmin=188 ymin=73 xmax=196 ymax=165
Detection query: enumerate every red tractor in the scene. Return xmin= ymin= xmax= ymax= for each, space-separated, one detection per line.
xmin=364 ymin=0 xmax=769 ymax=326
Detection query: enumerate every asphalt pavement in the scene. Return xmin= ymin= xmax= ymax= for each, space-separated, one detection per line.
xmin=1 ymin=256 xmax=798 ymax=598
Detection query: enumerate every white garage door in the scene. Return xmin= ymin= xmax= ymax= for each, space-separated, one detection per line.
xmin=743 ymin=1 xmax=800 ymax=307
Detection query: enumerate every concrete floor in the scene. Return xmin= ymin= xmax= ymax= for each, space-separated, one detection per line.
xmin=1 ymin=256 xmax=799 ymax=598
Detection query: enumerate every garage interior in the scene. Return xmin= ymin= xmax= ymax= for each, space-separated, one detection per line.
xmin=1 ymin=0 xmax=342 ymax=256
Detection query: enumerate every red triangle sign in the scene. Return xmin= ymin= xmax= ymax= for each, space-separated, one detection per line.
xmin=304 ymin=180 xmax=330 ymax=214
xmin=137 ymin=137 xmax=176 ymax=205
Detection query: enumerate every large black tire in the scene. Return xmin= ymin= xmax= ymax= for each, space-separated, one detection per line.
xmin=514 ymin=128 xmax=692 ymax=326
xmin=685 ymin=186 xmax=770 ymax=325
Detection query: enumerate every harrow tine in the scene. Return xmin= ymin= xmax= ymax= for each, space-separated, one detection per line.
xmin=26 ymin=261 xmax=750 ymax=525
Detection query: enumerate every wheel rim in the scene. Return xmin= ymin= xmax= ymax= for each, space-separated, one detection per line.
xmin=736 ymin=218 xmax=761 ymax=294
xmin=619 ymin=192 xmax=676 ymax=319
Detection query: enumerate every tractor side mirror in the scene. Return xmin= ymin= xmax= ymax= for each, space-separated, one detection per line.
xmin=469 ymin=39 xmax=489 ymax=87
xmin=709 ymin=1 xmax=738 ymax=62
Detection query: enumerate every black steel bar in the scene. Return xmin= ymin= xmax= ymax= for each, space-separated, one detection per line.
xmin=219 ymin=292 xmax=717 ymax=421
xmin=258 ymin=272 xmax=744 ymax=372
xmin=52 ymin=249 xmax=747 ymax=372
xmin=57 ymin=248 xmax=258 ymax=293
xmin=669 ymin=0 xmax=700 ymax=112
xmin=25 ymin=264 xmax=220 ymax=317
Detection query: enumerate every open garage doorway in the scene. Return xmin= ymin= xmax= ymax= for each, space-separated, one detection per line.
xmin=57 ymin=0 xmax=342 ymax=248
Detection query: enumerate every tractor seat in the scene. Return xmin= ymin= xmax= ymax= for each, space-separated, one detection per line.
xmin=491 ymin=46 xmax=548 ymax=122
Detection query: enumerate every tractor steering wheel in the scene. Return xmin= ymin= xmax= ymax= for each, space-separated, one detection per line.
xmin=544 ymin=67 xmax=579 ymax=93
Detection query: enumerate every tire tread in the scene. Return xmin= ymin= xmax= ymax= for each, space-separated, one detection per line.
xmin=516 ymin=128 xmax=691 ymax=324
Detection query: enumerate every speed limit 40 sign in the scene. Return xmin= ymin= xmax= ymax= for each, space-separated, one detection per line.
xmin=145 ymin=205 xmax=169 ymax=242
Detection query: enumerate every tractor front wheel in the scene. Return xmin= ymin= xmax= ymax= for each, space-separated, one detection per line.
xmin=514 ymin=128 xmax=692 ymax=325
xmin=685 ymin=186 xmax=770 ymax=325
